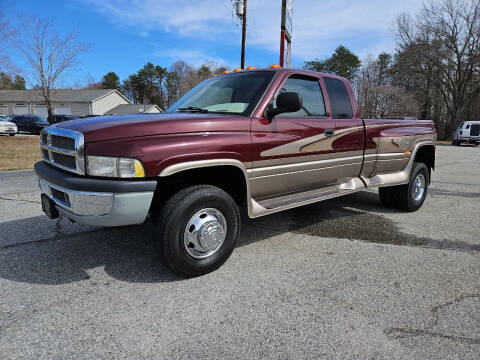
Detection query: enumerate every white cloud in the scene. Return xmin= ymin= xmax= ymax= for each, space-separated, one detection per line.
xmin=153 ymin=48 xmax=228 ymax=68
xmin=79 ymin=0 xmax=424 ymax=60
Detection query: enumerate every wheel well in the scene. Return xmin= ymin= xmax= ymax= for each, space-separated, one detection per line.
xmin=151 ymin=166 xmax=248 ymax=213
xmin=414 ymin=145 xmax=435 ymax=179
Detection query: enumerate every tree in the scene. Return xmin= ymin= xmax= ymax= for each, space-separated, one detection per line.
xmin=305 ymin=45 xmax=361 ymax=81
xmin=12 ymin=17 xmax=92 ymax=123
xmin=102 ymin=72 xmax=120 ymax=89
xmin=12 ymin=75 xmax=26 ymax=90
xmin=394 ymin=0 xmax=480 ymax=135
xmin=356 ymin=54 xmax=418 ymax=119
xmin=0 ymin=11 xmax=15 ymax=70
xmin=0 ymin=72 xmax=26 ymax=90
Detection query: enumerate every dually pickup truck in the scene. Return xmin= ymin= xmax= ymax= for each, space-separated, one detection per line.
xmin=36 ymin=67 xmax=436 ymax=276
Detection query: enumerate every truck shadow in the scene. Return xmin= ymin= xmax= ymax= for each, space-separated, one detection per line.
xmin=0 ymin=191 xmax=477 ymax=285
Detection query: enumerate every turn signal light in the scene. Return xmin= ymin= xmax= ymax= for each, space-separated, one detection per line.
xmin=246 ymin=66 xmax=256 ymax=70
xmin=270 ymin=64 xmax=281 ymax=68
xmin=233 ymin=68 xmax=242 ymax=72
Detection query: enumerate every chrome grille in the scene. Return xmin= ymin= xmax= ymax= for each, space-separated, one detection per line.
xmin=40 ymin=127 xmax=85 ymax=175
xmin=51 ymin=136 xmax=75 ymax=150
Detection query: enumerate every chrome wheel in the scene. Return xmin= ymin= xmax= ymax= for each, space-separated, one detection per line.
xmin=184 ymin=208 xmax=227 ymax=259
xmin=413 ymin=173 xmax=426 ymax=202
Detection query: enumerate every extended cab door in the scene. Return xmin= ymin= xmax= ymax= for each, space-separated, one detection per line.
xmin=251 ymin=74 xmax=337 ymax=199
xmin=322 ymin=76 xmax=365 ymax=181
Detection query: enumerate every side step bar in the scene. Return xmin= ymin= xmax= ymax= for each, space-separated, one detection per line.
xmin=249 ymin=177 xmax=366 ymax=218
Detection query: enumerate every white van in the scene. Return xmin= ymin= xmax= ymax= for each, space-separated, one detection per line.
xmin=452 ymin=121 xmax=480 ymax=146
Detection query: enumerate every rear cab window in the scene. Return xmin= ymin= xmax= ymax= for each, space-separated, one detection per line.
xmin=323 ymin=77 xmax=353 ymax=118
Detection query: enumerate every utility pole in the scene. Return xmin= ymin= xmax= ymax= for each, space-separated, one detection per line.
xmin=240 ymin=0 xmax=247 ymax=69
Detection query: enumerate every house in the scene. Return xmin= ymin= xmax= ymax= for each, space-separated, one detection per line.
xmin=104 ymin=103 xmax=163 ymax=115
xmin=0 ymin=89 xmax=131 ymax=117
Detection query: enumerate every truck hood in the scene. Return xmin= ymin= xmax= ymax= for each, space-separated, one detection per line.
xmin=53 ymin=113 xmax=250 ymax=143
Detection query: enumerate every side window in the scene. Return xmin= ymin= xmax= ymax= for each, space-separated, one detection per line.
xmin=275 ymin=76 xmax=326 ymax=118
xmin=323 ymin=77 xmax=353 ymax=119
xmin=465 ymin=124 xmax=470 ymax=129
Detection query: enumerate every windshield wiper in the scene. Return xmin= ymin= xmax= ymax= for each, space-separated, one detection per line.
xmin=177 ymin=107 xmax=210 ymax=113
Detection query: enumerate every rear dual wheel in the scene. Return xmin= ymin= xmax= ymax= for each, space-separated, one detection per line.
xmin=152 ymin=185 xmax=241 ymax=277
xmin=379 ymin=162 xmax=429 ymax=212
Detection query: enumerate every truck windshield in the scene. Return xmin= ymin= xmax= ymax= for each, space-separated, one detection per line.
xmin=167 ymin=71 xmax=275 ymax=116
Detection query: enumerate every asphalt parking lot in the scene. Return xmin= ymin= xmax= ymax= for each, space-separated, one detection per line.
xmin=0 ymin=145 xmax=479 ymax=359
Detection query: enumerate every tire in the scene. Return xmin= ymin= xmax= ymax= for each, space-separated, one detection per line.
xmin=452 ymin=139 xmax=457 ymax=145
xmin=394 ymin=162 xmax=429 ymax=212
xmin=152 ymin=185 xmax=241 ymax=277
xmin=379 ymin=187 xmax=397 ymax=208
xmin=456 ymin=140 xmax=462 ymax=146
xmin=9 ymin=133 xmax=15 ymax=137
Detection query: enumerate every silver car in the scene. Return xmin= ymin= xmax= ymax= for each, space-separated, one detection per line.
xmin=0 ymin=116 xmax=18 ymax=136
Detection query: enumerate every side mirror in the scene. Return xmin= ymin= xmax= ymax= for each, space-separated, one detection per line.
xmin=266 ymin=92 xmax=303 ymax=120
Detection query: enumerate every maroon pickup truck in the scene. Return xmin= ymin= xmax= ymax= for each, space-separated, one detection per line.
xmin=36 ymin=68 xmax=436 ymax=276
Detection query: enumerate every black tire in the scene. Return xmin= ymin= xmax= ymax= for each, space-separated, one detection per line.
xmin=452 ymin=139 xmax=457 ymax=145
xmin=456 ymin=140 xmax=462 ymax=146
xmin=379 ymin=187 xmax=397 ymax=208
xmin=9 ymin=133 xmax=15 ymax=136
xmin=153 ymin=185 xmax=241 ymax=277
xmin=394 ymin=162 xmax=429 ymax=212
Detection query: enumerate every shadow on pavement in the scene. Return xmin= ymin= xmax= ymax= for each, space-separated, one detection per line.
xmin=0 ymin=191 xmax=478 ymax=286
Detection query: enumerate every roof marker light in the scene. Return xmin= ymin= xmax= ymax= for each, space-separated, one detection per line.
xmin=233 ymin=68 xmax=243 ymax=72
xmin=270 ymin=64 xmax=281 ymax=68
xmin=222 ymin=70 xmax=231 ymax=74
xmin=246 ymin=66 xmax=256 ymax=70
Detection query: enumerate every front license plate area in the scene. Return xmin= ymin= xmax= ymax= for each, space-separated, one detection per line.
xmin=41 ymin=193 xmax=60 ymax=219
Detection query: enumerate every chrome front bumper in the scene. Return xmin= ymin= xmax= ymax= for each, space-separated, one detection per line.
xmin=35 ymin=161 xmax=156 ymax=227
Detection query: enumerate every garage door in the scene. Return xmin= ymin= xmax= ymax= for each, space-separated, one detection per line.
xmin=54 ymin=106 xmax=71 ymax=115
xmin=14 ymin=106 xmax=28 ymax=115
xmin=34 ymin=106 xmax=48 ymax=118
xmin=0 ymin=106 xmax=7 ymax=115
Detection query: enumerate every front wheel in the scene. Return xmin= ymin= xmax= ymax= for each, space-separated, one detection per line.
xmin=153 ymin=185 xmax=241 ymax=277
xmin=394 ymin=162 xmax=429 ymax=212
xmin=9 ymin=133 xmax=15 ymax=136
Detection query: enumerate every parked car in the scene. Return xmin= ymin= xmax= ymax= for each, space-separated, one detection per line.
xmin=0 ymin=116 xmax=18 ymax=136
xmin=452 ymin=121 xmax=480 ymax=145
xmin=48 ymin=114 xmax=77 ymax=124
xmin=35 ymin=67 xmax=436 ymax=276
xmin=6 ymin=114 xmax=49 ymax=135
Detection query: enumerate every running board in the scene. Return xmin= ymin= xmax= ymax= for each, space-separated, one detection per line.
xmin=249 ymin=177 xmax=366 ymax=218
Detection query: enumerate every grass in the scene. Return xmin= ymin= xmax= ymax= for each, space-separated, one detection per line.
xmin=0 ymin=135 xmax=42 ymax=171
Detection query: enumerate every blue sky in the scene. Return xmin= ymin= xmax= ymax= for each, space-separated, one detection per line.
xmin=2 ymin=0 xmax=423 ymax=87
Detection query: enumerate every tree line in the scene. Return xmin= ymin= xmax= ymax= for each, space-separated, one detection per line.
xmin=89 ymin=61 xmax=228 ymax=111
xmin=305 ymin=0 xmax=480 ymax=139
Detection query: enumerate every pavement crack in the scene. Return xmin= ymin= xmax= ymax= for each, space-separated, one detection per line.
xmin=385 ymin=294 xmax=480 ymax=344
xmin=385 ymin=328 xmax=480 ymax=344
xmin=0 ymin=195 xmax=40 ymax=204
xmin=0 ymin=227 xmax=106 ymax=251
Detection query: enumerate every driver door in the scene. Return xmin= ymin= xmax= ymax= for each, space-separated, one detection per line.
xmin=250 ymin=74 xmax=337 ymax=199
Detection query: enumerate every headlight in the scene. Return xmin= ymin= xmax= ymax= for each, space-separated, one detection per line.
xmin=86 ymin=156 xmax=145 ymax=178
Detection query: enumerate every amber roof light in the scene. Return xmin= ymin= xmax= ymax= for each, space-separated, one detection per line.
xmin=270 ymin=64 xmax=281 ymax=68
xmin=246 ymin=66 xmax=256 ymax=70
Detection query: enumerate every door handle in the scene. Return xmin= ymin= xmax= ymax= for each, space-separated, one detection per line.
xmin=324 ymin=129 xmax=335 ymax=138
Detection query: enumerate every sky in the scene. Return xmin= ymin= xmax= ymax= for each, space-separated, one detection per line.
xmin=2 ymin=0 xmax=424 ymax=87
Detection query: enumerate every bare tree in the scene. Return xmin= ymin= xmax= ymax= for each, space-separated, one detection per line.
xmin=12 ymin=17 xmax=92 ymax=122
xmin=0 ymin=10 xmax=17 ymax=71
xmin=356 ymin=54 xmax=419 ymax=119
xmin=394 ymin=0 xmax=480 ymax=134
